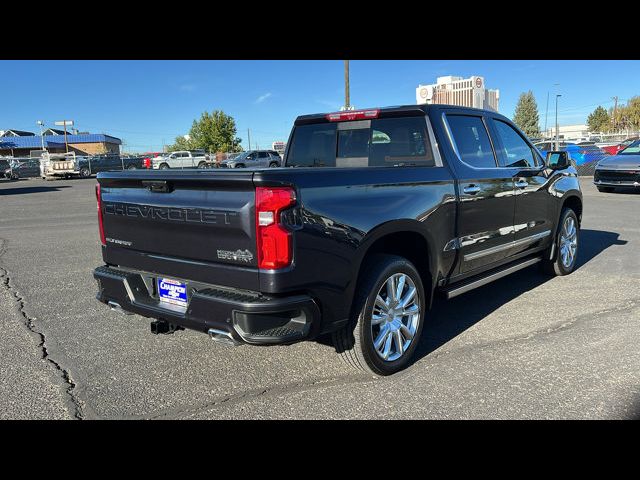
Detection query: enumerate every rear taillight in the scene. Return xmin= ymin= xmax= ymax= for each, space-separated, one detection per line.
xmin=143 ymin=157 xmax=151 ymax=168
xmin=96 ymin=183 xmax=106 ymax=246
xmin=325 ymin=108 xmax=380 ymax=122
xmin=255 ymin=186 xmax=296 ymax=269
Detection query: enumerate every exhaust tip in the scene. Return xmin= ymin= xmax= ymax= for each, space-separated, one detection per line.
xmin=208 ymin=328 xmax=241 ymax=346
xmin=108 ymin=301 xmax=134 ymax=315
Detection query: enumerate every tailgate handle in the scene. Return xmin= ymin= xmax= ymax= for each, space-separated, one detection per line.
xmin=142 ymin=180 xmax=172 ymax=193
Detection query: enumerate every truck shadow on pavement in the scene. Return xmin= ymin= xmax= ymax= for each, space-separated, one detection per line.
xmin=0 ymin=185 xmax=72 ymax=195
xmin=413 ymin=229 xmax=627 ymax=362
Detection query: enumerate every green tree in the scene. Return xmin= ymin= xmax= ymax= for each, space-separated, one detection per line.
xmin=169 ymin=135 xmax=195 ymax=152
xmin=512 ymin=91 xmax=540 ymax=137
xmin=169 ymin=110 xmax=243 ymax=152
xmin=587 ymin=106 xmax=610 ymax=132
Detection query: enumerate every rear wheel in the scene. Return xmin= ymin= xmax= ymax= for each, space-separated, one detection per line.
xmin=79 ymin=167 xmax=91 ymax=178
xmin=127 ymin=164 xmax=137 ymax=170
xmin=597 ymin=186 xmax=614 ymax=193
xmin=543 ymin=208 xmax=580 ymax=276
xmin=198 ymin=161 xmax=207 ymax=169
xmin=332 ymin=254 xmax=425 ymax=376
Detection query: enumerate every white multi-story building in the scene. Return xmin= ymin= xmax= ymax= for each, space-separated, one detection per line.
xmin=416 ymin=75 xmax=499 ymax=112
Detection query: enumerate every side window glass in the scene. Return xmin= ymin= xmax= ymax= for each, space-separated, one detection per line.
xmin=369 ymin=117 xmax=434 ymax=167
xmin=446 ymin=115 xmax=497 ymax=168
xmin=492 ymin=120 xmax=537 ymax=168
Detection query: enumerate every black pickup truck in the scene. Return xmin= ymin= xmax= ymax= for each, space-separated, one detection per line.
xmin=94 ymin=105 xmax=582 ymax=376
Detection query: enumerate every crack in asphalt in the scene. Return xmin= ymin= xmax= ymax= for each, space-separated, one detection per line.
xmin=0 ymin=238 xmax=84 ymax=420
xmin=123 ymin=373 xmax=373 ymax=420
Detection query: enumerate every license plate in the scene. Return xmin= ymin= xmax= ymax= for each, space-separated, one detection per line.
xmin=157 ymin=278 xmax=188 ymax=307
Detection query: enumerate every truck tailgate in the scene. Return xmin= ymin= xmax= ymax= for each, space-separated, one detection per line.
xmin=97 ymin=170 xmax=259 ymax=289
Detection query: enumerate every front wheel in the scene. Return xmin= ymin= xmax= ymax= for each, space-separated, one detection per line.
xmin=333 ymin=254 xmax=426 ymax=376
xmin=269 ymin=162 xmax=279 ymax=168
xmin=127 ymin=164 xmax=137 ymax=170
xmin=234 ymin=163 xmax=245 ymax=168
xmin=159 ymin=163 xmax=170 ymax=170
xmin=79 ymin=167 xmax=91 ymax=178
xmin=543 ymin=208 xmax=580 ymax=276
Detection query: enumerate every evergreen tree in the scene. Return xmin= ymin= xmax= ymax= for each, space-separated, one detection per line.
xmin=513 ymin=91 xmax=541 ymax=137
xmin=587 ymin=106 xmax=610 ymax=132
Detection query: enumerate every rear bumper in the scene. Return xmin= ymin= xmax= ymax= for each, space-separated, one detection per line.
xmin=93 ymin=265 xmax=320 ymax=345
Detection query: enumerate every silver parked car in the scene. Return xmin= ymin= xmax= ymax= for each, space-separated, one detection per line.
xmin=594 ymin=139 xmax=640 ymax=192
xmin=220 ymin=150 xmax=281 ymax=168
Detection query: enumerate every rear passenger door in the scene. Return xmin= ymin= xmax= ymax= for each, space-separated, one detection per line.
xmin=488 ymin=117 xmax=553 ymax=256
xmin=443 ymin=113 xmax=516 ymax=274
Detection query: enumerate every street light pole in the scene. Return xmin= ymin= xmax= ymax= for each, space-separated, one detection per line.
xmin=555 ymin=94 xmax=562 ymax=150
xmin=544 ymin=92 xmax=549 ymax=137
xmin=36 ymin=120 xmax=45 ymax=152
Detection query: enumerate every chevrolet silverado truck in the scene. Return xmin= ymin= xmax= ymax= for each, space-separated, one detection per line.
xmin=93 ymin=105 xmax=582 ymax=376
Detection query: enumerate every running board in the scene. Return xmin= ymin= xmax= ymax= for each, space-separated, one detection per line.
xmin=443 ymin=257 xmax=542 ymax=299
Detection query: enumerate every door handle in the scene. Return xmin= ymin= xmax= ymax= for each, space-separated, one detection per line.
xmin=515 ymin=180 xmax=529 ymax=189
xmin=463 ymin=185 xmax=481 ymax=195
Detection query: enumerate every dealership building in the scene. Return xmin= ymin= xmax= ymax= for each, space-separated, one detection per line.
xmin=416 ymin=75 xmax=500 ymax=112
xmin=0 ymin=129 xmax=121 ymax=157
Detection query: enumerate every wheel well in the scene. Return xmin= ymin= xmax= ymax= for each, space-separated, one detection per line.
xmin=562 ymin=195 xmax=583 ymax=224
xmin=358 ymin=231 xmax=432 ymax=298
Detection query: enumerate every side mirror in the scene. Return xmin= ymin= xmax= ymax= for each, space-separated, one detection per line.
xmin=546 ymin=151 xmax=570 ymax=170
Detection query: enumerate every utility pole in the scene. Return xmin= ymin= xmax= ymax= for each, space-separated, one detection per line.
xmin=555 ymin=94 xmax=562 ymax=150
xmin=612 ymin=96 xmax=618 ymax=132
xmin=247 ymin=129 xmax=251 ymax=151
xmin=344 ymin=60 xmax=350 ymax=110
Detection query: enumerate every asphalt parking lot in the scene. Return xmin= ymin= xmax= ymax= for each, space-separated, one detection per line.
xmin=0 ymin=176 xmax=638 ymax=419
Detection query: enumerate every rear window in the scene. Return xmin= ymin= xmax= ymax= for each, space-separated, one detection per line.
xmin=285 ymin=116 xmax=435 ymax=168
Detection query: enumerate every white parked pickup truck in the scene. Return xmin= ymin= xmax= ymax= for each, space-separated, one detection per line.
xmin=151 ymin=150 xmax=210 ymax=169
xmin=40 ymin=152 xmax=78 ymax=179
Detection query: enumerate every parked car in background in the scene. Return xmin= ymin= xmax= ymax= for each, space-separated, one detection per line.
xmin=601 ymin=137 xmax=639 ymax=156
xmin=219 ymin=150 xmax=281 ymax=168
xmin=77 ymin=154 xmax=145 ymax=178
xmin=142 ymin=152 xmax=164 ymax=169
xmin=594 ymin=139 xmax=640 ymax=192
xmin=535 ymin=141 xmax=608 ymax=166
xmin=4 ymin=158 xmax=41 ymax=179
xmin=151 ymin=150 xmax=210 ymax=169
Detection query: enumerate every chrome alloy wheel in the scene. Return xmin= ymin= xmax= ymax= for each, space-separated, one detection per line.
xmin=559 ymin=216 xmax=578 ymax=269
xmin=371 ymin=273 xmax=421 ymax=362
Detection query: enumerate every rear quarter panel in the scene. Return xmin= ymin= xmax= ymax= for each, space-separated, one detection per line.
xmin=254 ymin=166 xmax=457 ymax=331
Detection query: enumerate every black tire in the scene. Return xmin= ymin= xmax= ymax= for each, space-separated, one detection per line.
xmin=127 ymin=164 xmax=137 ymax=170
xmin=79 ymin=167 xmax=91 ymax=178
xmin=597 ymin=186 xmax=614 ymax=193
xmin=234 ymin=163 xmax=245 ymax=168
xmin=159 ymin=163 xmax=170 ymax=170
xmin=542 ymin=208 xmax=580 ymax=276
xmin=198 ymin=161 xmax=207 ymax=169
xmin=269 ymin=162 xmax=278 ymax=168
xmin=332 ymin=254 xmax=426 ymax=376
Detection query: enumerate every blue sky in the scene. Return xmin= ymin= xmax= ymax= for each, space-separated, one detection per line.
xmin=1 ymin=60 xmax=639 ymax=152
